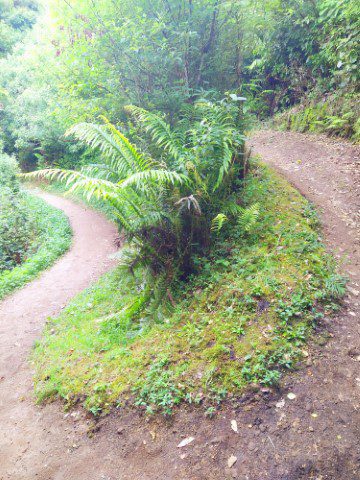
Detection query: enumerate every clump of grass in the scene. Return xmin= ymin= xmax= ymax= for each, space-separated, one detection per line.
xmin=0 ymin=193 xmax=72 ymax=299
xmin=32 ymin=162 xmax=343 ymax=415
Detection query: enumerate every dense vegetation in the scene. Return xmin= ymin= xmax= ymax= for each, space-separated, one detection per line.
xmin=0 ymin=0 xmax=358 ymax=171
xmin=0 ymin=153 xmax=35 ymax=271
xmin=0 ymin=151 xmax=71 ymax=299
xmin=0 ymin=0 xmax=356 ymax=413
xmin=26 ymin=99 xmax=248 ymax=285
xmin=0 ymin=0 xmax=38 ymax=58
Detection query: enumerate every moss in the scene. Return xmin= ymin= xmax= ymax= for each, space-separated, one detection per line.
xmin=32 ymin=162 xmax=342 ymax=414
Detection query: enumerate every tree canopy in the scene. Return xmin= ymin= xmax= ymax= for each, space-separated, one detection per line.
xmin=0 ymin=0 xmax=358 ymax=168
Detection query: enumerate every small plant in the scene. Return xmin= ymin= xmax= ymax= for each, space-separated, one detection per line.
xmin=241 ymin=353 xmax=281 ymax=386
xmin=205 ymin=406 xmax=216 ymax=418
xmin=324 ymin=274 xmax=347 ymax=299
xmin=134 ymin=357 xmax=184 ymax=415
xmin=276 ymin=293 xmax=313 ymax=323
xmin=237 ymin=203 xmax=260 ymax=233
xmin=232 ymin=320 xmax=247 ymax=336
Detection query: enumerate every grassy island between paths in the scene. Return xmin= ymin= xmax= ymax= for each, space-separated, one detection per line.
xmin=33 ymin=162 xmax=343 ymax=415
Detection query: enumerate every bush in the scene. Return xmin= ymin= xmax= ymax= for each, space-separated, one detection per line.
xmin=25 ymin=98 xmax=247 ymax=289
xmin=0 ymin=152 xmax=72 ymax=298
xmin=0 ymin=153 xmax=36 ymax=271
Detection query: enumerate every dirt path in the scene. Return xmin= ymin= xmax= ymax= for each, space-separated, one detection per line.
xmin=0 ymin=192 xmax=118 ymax=479
xmin=1 ymin=131 xmax=359 ymax=480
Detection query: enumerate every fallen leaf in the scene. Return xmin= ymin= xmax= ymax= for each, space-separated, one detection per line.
xmin=231 ymin=419 xmax=238 ymax=433
xmin=227 ymin=455 xmax=237 ymax=468
xmin=177 ymin=436 xmax=195 ymax=448
xmin=287 ymin=392 xmax=296 ymax=400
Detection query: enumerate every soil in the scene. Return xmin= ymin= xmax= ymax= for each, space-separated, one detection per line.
xmin=0 ymin=131 xmax=359 ymax=480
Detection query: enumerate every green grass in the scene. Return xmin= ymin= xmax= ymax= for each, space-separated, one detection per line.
xmin=0 ymin=193 xmax=72 ymax=299
xmin=32 ymin=162 xmax=343 ymax=415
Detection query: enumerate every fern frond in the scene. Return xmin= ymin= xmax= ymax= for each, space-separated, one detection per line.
xmin=22 ymin=168 xmax=143 ymax=234
xmin=237 ymin=203 xmax=260 ymax=232
xmin=222 ymin=201 xmax=243 ymax=217
xmin=113 ymin=244 xmax=150 ymax=272
xmin=81 ymin=163 xmax=121 ymax=181
xmin=119 ymin=169 xmax=188 ymax=190
xmin=125 ymin=106 xmax=185 ymax=161
xmin=99 ymin=115 xmax=152 ymax=172
xmin=65 ymin=121 xmax=149 ymax=177
xmin=185 ymin=161 xmax=208 ymax=197
xmin=211 ymin=213 xmax=228 ymax=232
xmin=22 ymin=168 xmax=118 ymax=201
xmin=213 ymin=143 xmax=233 ymax=191
xmin=130 ymin=210 xmax=169 ymax=230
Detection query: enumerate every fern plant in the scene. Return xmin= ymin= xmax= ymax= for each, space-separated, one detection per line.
xmin=23 ymin=98 xmax=246 ymax=286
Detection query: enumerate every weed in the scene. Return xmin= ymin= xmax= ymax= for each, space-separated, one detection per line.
xmin=134 ymin=357 xmax=184 ymax=415
xmin=324 ymin=274 xmax=347 ymax=299
xmin=205 ymin=406 xmax=216 ymax=418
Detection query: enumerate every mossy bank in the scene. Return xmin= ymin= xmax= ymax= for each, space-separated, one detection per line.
xmin=274 ymin=92 xmax=360 ymax=142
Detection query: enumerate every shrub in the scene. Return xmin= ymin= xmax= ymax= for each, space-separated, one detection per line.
xmin=0 ymin=153 xmax=20 ymax=190
xmin=0 ymin=152 xmax=72 ymax=297
xmin=24 ymin=97 xmax=247 ymax=289
xmin=0 ymin=153 xmax=36 ymax=271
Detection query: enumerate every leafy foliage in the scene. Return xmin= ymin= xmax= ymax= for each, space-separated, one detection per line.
xmin=0 ymin=0 xmax=358 ymax=168
xmin=0 ymin=152 xmax=71 ymax=298
xmin=23 ymin=99 xmax=246 ymax=287
xmin=0 ymin=153 xmax=35 ymax=271
xmin=134 ymin=357 xmax=183 ymax=415
xmin=0 ymin=193 xmax=72 ymax=299
xmin=0 ymin=0 xmax=39 ymax=58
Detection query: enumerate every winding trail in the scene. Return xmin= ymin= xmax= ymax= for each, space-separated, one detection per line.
xmin=0 ymin=192 xmax=118 ymax=479
xmin=0 ymin=131 xmax=359 ymax=479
